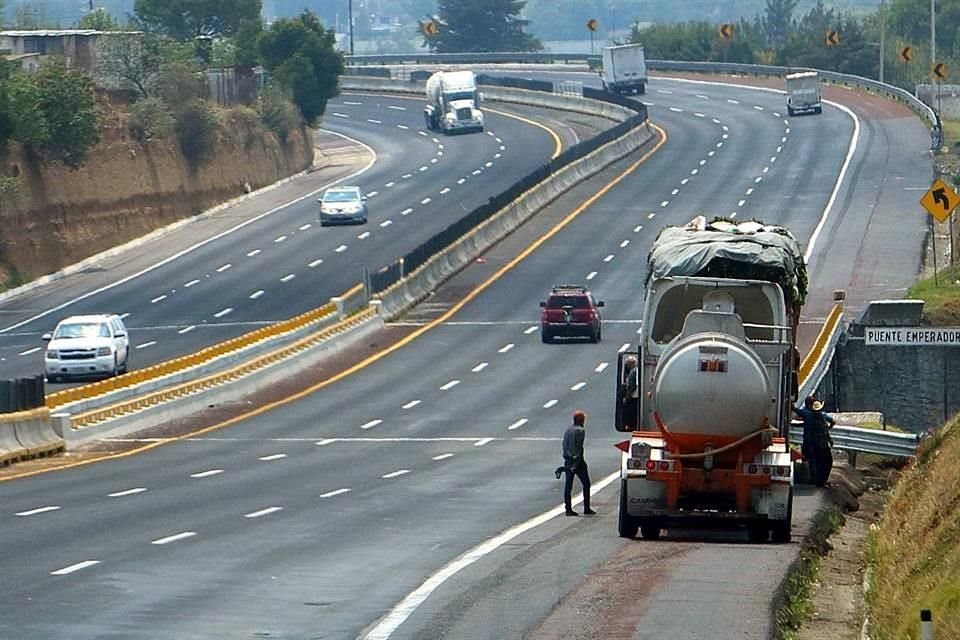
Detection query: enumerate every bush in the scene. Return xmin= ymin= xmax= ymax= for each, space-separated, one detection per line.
xmin=175 ymin=99 xmax=218 ymax=165
xmin=256 ymin=84 xmax=301 ymax=142
xmin=158 ymin=61 xmax=204 ymax=108
xmin=128 ymin=97 xmax=174 ymax=142
xmin=222 ymin=105 xmax=261 ymax=149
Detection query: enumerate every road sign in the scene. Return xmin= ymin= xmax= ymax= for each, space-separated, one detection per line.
xmin=825 ymin=30 xmax=839 ymax=47
xmin=900 ymin=46 xmax=912 ymax=62
xmin=421 ymin=20 xmax=438 ymax=37
xmin=920 ymin=179 xmax=960 ymax=223
xmin=933 ymin=62 xmax=948 ymax=80
xmin=586 ymin=18 xmax=599 ymax=32
xmin=866 ymin=326 xmax=960 ymax=346
xmin=719 ymin=23 xmax=733 ymax=40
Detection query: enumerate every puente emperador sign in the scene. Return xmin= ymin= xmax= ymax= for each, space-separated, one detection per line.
xmin=866 ymin=326 xmax=960 ymax=346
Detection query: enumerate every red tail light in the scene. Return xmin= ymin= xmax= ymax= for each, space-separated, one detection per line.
xmin=645 ymin=460 xmax=656 ymax=471
xmin=659 ymin=461 xmax=670 ymax=471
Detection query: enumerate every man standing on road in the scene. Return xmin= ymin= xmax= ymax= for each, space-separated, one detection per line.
xmin=562 ymin=410 xmax=595 ymax=516
xmin=793 ymin=396 xmax=836 ymax=487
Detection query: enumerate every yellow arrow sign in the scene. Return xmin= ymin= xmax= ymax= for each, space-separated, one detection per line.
xmin=900 ymin=46 xmax=913 ymax=62
xmin=719 ymin=23 xmax=734 ymax=40
xmin=825 ymin=30 xmax=839 ymax=47
xmin=586 ymin=18 xmax=599 ymax=32
xmin=933 ymin=62 xmax=948 ymax=80
xmin=920 ymin=179 xmax=960 ymax=223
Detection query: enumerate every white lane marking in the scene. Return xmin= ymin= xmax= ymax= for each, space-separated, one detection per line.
xmin=440 ymin=187 xmax=451 ymax=195
xmin=152 ymin=531 xmax=196 ymax=545
xmin=691 ymin=168 xmax=699 ymax=175
xmin=699 ymin=159 xmax=707 ymax=166
xmin=618 ymin=343 xmax=631 ymax=353
xmin=321 ymin=488 xmax=351 ymax=498
xmin=730 ymin=212 xmax=738 ymax=218
xmin=367 ymin=118 xmax=382 ymax=124
xmin=216 ymin=263 xmax=232 ymax=272
xmin=280 ymin=274 xmax=296 ymax=283
xmin=247 ymin=249 xmax=261 ymax=257
xmin=431 ymin=158 xmax=439 ymax=164
xmin=457 ymin=178 xmax=466 ymax=184
xmin=397 ymin=124 xmax=409 ymax=130
xmin=781 ymin=136 xmax=788 ymax=143
xmin=190 ymin=469 xmax=223 ymax=478
xmin=250 ymin=290 xmax=265 ymax=299
xmin=402 ymin=400 xmax=421 ymax=409
xmin=178 ymin=325 xmax=196 ymax=335
xmin=753 ymin=105 xmax=764 ymax=111
xmin=151 ymin=294 xmax=167 ymax=304
xmin=421 ymin=197 xmax=432 ymax=205
xmin=135 ymin=341 xmax=156 ymax=350
xmin=308 ymin=259 xmax=323 ymax=268
xmin=433 ymin=454 xmax=454 ymax=461
xmin=671 ymin=188 xmax=679 ymax=195
xmin=16 ymin=506 xmax=61 ymax=517
xmin=523 ymin=326 xmax=538 ymax=335
xmin=498 ymin=344 xmax=514 ymax=353
xmin=485 ymin=161 xmax=493 ymax=168
xmin=508 ymin=418 xmax=528 ymax=431
xmin=494 ymin=153 xmax=501 ymax=159
xmin=419 ymin=166 xmax=429 ymax=172
xmin=770 ymin=156 xmax=777 ymax=163
xmin=595 ymin=362 xmax=609 ymax=373
xmin=361 ymin=419 xmax=384 ymax=430
xmin=51 ymin=560 xmax=99 ymax=576
xmin=18 ymin=347 xmax=40 ymax=356
xmin=762 ymin=166 xmax=770 ymax=173
xmin=571 ymin=382 xmax=587 ymax=391
xmin=694 ymin=112 xmax=705 ymax=118
xmin=440 ymin=380 xmax=460 ymax=390
xmin=713 ymin=118 xmax=721 ymax=124
xmin=474 ymin=438 xmax=493 ymax=447
xmin=746 ymin=188 xmax=754 ymax=195
xmin=342 ymin=101 xmax=362 ymax=105
xmin=472 ymin=170 xmax=482 ymax=175
xmin=633 ymin=225 xmax=643 ymax=232
xmin=708 ymin=150 xmax=715 ymax=157
xmin=388 ymin=105 xmax=404 ymax=111
xmin=336 ymin=245 xmax=348 ymax=253
xmin=245 ymin=507 xmax=283 ymax=518
xmin=773 ymin=112 xmax=782 ymax=118
xmin=332 ymin=113 xmax=348 ymax=118
xmin=358 ymin=231 xmax=371 ymax=240
xmin=274 ymin=235 xmax=287 ymax=243
xmin=648 ymin=213 xmax=657 ymax=219
xmin=738 ymin=199 xmax=746 ymax=207
xmin=385 ymin=181 xmax=396 ymax=187
xmin=586 ymin=271 xmax=597 ymax=280
xmin=401 ymin=208 xmax=413 ymax=216
xmin=472 ymin=362 xmax=488 ymax=372
xmin=367 ymin=191 xmax=379 ymax=198
xmin=776 ymin=145 xmax=783 ymax=153
xmin=603 ymin=254 xmax=615 ymax=263
xmin=727 ymin=99 xmax=739 ymax=104
xmin=382 ymin=469 xmax=410 ymax=479
xmin=669 ymin=107 xmax=682 ymax=112
xmin=380 ymin=220 xmax=393 ymax=228
xmin=259 ymin=453 xmax=287 ymax=461
xmin=214 ymin=308 xmax=233 ymax=318
xmin=299 ymin=223 xmax=312 ymax=231
xmin=418 ymin=131 xmax=427 ymax=136
xmin=754 ymin=176 xmax=763 ymax=183
xmin=680 ymin=178 xmax=689 ymax=185
xmin=543 ymin=399 xmax=558 ymax=409
xmin=360 ymin=471 xmax=621 ymax=640
xmin=316 ymin=439 xmax=336 ymax=446
xmin=184 ymin=279 xmax=200 ymax=288
xmin=620 ymin=240 xmax=630 ymax=248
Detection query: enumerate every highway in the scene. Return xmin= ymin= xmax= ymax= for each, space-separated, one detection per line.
xmin=0 ymin=74 xmax=931 ymax=639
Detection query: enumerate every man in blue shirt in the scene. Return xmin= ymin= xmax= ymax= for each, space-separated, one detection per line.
xmin=561 ymin=410 xmax=595 ymax=516
xmin=793 ymin=396 xmax=836 ymax=487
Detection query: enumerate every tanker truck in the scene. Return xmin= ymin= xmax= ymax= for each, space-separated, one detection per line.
xmin=614 ymin=216 xmax=806 ymax=543
xmin=423 ymin=70 xmax=484 ymax=134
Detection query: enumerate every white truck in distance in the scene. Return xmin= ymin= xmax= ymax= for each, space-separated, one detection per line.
xmin=600 ymin=43 xmax=647 ymax=95
xmin=424 ymin=70 xmax=484 ymax=134
xmin=785 ymin=70 xmax=822 ymax=115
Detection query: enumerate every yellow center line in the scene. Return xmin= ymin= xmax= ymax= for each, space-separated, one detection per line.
xmin=2 ymin=122 xmax=665 ymax=482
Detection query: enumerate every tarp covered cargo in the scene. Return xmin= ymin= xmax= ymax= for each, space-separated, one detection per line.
xmin=647 ymin=216 xmax=808 ymax=306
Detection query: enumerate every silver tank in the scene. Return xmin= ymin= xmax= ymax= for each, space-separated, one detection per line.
xmin=651 ymin=333 xmax=771 ymax=438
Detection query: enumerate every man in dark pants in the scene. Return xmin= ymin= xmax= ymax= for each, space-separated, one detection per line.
xmin=562 ymin=410 xmax=595 ymax=516
xmin=793 ymin=396 xmax=836 ymax=487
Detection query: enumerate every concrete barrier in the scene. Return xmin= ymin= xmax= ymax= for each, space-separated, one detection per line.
xmin=0 ymin=414 xmax=29 ymax=465
xmin=10 ymin=407 xmax=65 ymax=458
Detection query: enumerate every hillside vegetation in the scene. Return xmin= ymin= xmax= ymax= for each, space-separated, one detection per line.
xmin=867 ymin=416 xmax=960 ymax=638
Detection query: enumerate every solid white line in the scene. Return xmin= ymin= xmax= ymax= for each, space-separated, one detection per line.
xmin=402 ymin=400 xmax=421 ymax=409
xmin=361 ymin=471 xmax=621 ymax=640
xmin=440 ymin=380 xmax=460 ymax=390
xmin=184 ymin=279 xmax=200 ymax=288
xmin=214 ymin=308 xmax=233 ymax=318
xmin=151 ymin=531 xmax=196 ymax=545
xmin=361 ymin=419 xmax=384 ymax=430
xmin=498 ymin=344 xmax=514 ymax=354
xmin=543 ymin=399 xmax=558 ymax=409
xmin=216 ymin=263 xmax=232 ymax=272
xmin=190 ymin=469 xmax=223 ymax=478
xmin=107 ymin=487 xmax=147 ymax=498
xmin=507 ymin=418 xmax=528 ymax=431
xmin=151 ymin=294 xmax=167 ymax=303
xmin=15 ymin=506 xmax=60 ymax=516
xmin=571 ymin=382 xmax=586 ymax=391
xmin=280 ymin=274 xmax=296 ymax=283
xmin=474 ymin=438 xmax=493 ymax=447
xmin=471 ymin=362 xmax=488 ymax=372
xmin=18 ymin=347 xmax=40 ymax=356
xmin=320 ymin=488 xmax=351 ymax=498
xmin=382 ymin=469 xmax=410 ymax=479
xmin=250 ymin=290 xmax=265 ymax=299
xmin=595 ymin=362 xmax=609 ymax=373
xmin=432 ymin=454 xmax=454 ymax=461
xmin=178 ymin=325 xmax=196 ymax=334
xmin=245 ymin=507 xmax=283 ymax=519
xmin=135 ymin=341 xmax=156 ymax=349
xmin=247 ymin=249 xmax=261 ymax=257
xmin=51 ymin=560 xmax=100 ymax=575
xmin=259 ymin=453 xmax=287 ymax=461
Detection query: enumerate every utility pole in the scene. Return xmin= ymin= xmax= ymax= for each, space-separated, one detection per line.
xmin=348 ymin=0 xmax=355 ymax=55
xmin=931 ymin=0 xmax=936 ymax=71
xmin=879 ymin=0 xmax=886 ymax=82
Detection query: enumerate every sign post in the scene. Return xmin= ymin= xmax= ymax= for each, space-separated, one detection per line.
xmin=586 ymin=18 xmax=598 ymax=55
xmin=920 ymin=178 xmax=960 ymax=285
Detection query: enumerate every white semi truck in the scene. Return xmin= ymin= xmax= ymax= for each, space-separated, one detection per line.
xmin=614 ymin=217 xmax=805 ymax=543
xmin=424 ymin=70 xmax=484 ymax=134
xmin=785 ymin=71 xmax=822 ymax=115
xmin=600 ymin=43 xmax=647 ymax=95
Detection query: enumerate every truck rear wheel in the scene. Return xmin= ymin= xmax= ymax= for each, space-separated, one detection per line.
xmin=618 ymin=481 xmax=639 ymax=539
xmin=640 ymin=525 xmax=661 ymax=540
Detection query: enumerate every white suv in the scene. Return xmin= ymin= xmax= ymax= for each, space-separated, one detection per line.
xmin=43 ymin=314 xmax=130 ymax=382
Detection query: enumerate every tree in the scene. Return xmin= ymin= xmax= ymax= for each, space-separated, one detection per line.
xmin=258 ymin=11 xmax=343 ymax=125
xmin=97 ymin=33 xmax=194 ymax=98
xmin=432 ymin=0 xmax=542 ymax=53
xmin=78 ymin=8 xmax=123 ymax=30
xmin=758 ymin=0 xmax=798 ymax=48
xmin=134 ymin=0 xmax=262 ymax=40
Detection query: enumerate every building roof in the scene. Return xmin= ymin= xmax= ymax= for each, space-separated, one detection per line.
xmin=0 ymin=30 xmax=142 ymax=38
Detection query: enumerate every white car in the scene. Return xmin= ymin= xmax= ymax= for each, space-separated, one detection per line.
xmin=319 ymin=186 xmax=368 ymax=226
xmin=43 ymin=314 xmax=130 ymax=382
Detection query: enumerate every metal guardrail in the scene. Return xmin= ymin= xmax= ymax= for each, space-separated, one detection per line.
xmin=789 ymin=423 xmax=920 ymax=458
xmin=345 ymin=54 xmax=937 ymax=128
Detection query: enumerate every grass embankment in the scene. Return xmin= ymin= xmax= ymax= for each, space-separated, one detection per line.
xmin=866 ymin=416 xmax=960 ymax=639
xmin=908 ymin=271 xmax=960 ymax=325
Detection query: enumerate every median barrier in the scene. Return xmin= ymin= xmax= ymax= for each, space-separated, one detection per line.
xmin=10 ymin=407 xmax=64 ymax=458
xmin=0 ymin=415 xmax=28 ymax=465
